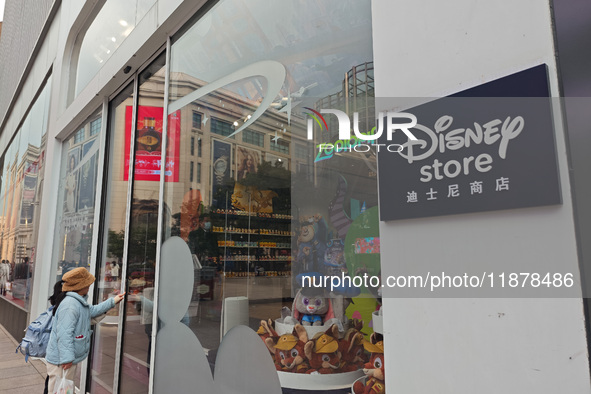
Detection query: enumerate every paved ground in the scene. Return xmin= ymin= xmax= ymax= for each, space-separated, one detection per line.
xmin=0 ymin=324 xmax=46 ymax=393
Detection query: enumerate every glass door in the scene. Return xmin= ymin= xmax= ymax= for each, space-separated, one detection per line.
xmin=118 ymin=52 xmax=166 ymax=394
xmin=87 ymin=51 xmax=166 ymax=394
xmin=87 ymin=83 xmax=134 ymax=393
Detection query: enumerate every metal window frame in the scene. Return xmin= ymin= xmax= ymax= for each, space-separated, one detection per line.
xmin=147 ymin=35 xmax=172 ymax=394
xmin=78 ymin=96 xmax=110 ymax=394
xmin=111 ymin=43 xmax=167 ymax=394
xmin=111 ymin=72 xmax=139 ymax=394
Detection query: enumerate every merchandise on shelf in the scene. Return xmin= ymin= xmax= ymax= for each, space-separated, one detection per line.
xmin=210 ymin=209 xmax=292 ymax=273
xmin=212 ymin=208 xmax=293 ymax=220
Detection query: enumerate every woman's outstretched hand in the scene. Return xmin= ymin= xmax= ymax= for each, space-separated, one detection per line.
xmin=114 ymin=292 xmax=126 ymax=304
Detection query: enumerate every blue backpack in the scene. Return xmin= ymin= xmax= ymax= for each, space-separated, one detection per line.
xmin=16 ymin=306 xmax=54 ymax=362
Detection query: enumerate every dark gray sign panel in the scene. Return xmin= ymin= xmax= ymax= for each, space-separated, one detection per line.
xmin=378 ymin=65 xmax=561 ymax=221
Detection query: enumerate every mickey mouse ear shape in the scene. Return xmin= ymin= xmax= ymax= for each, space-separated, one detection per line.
xmin=215 ymin=326 xmax=282 ymax=394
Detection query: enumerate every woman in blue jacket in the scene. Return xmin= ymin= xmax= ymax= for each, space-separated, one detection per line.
xmin=45 ymin=267 xmax=125 ymax=392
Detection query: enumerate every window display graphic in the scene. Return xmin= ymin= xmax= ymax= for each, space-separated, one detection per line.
xmin=355 ymin=237 xmax=380 ymax=254
xmin=231 ymin=184 xmax=277 ymax=213
xmin=124 ymin=106 xmax=180 ymax=182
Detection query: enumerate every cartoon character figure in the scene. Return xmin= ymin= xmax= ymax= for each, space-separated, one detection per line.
xmin=284 ymin=288 xmax=342 ymax=328
xmin=324 ymin=239 xmax=347 ymax=277
xmin=353 ymin=333 xmax=385 ymax=394
xmin=296 ymin=215 xmax=328 ymax=276
xmin=257 ymin=319 xmax=278 ymax=354
xmin=265 ymin=324 xmax=309 ymax=373
xmin=304 ymin=325 xmax=343 ymax=374
xmin=339 ymin=327 xmax=367 ymax=372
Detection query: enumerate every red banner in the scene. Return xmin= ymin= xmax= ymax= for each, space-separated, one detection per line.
xmin=124 ymin=106 xmax=181 ymax=182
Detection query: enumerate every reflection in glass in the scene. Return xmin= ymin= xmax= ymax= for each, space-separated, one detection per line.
xmin=72 ymin=0 xmax=157 ymax=98
xmin=87 ymin=84 xmax=134 ymax=393
xmin=160 ymin=0 xmax=379 ymax=389
xmin=0 ymin=78 xmax=51 ymax=311
xmin=51 ymin=106 xmax=102 ymax=360
xmin=118 ymin=53 xmax=166 ymax=394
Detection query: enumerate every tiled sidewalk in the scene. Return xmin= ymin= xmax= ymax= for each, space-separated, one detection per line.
xmin=0 ymin=324 xmax=46 ymax=393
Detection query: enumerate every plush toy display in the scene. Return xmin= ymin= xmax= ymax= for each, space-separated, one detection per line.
xmin=353 ymin=333 xmax=385 ymax=394
xmin=304 ymin=325 xmax=343 ymax=374
xmin=338 ymin=326 xmax=367 ymax=372
xmin=265 ymin=324 xmax=309 ymax=373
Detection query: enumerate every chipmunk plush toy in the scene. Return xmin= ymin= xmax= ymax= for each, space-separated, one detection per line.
xmin=304 ymin=325 xmax=343 ymax=374
xmin=338 ymin=327 xmax=367 ymax=372
xmin=257 ymin=319 xmax=278 ymax=355
xmin=353 ymin=333 xmax=385 ymax=394
xmin=265 ymin=324 xmax=309 ymax=373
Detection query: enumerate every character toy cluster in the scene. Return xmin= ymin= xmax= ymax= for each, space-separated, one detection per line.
xmin=258 ymin=318 xmax=384 ymax=389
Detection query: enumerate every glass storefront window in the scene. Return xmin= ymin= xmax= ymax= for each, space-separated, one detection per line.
xmin=158 ymin=0 xmax=380 ymax=391
xmin=87 ymin=84 xmax=134 ymax=394
xmin=118 ymin=52 xmax=167 ymax=394
xmin=0 ymin=77 xmax=52 ymax=310
xmin=51 ymin=112 xmax=102 ymax=295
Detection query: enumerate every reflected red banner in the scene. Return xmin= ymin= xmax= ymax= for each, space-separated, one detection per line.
xmin=124 ymin=106 xmax=180 ymax=182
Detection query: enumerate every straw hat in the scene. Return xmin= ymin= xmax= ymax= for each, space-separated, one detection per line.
xmin=62 ymin=267 xmax=95 ymax=292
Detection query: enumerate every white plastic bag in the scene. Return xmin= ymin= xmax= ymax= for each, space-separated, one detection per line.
xmin=54 ymin=375 xmax=74 ymax=394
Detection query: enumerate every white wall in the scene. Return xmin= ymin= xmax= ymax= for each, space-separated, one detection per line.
xmin=372 ymin=0 xmax=591 ymax=392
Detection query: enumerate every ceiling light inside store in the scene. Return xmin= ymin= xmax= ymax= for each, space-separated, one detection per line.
xmin=233 ymin=121 xmax=239 ymax=127
xmin=111 ymin=37 xmax=117 ymax=42
xmin=119 ymin=20 xmax=128 ymax=27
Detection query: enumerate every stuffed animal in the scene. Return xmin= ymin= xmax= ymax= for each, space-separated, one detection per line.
xmin=284 ymin=288 xmax=342 ymax=328
xmin=353 ymin=333 xmax=385 ymax=394
xmin=338 ymin=327 xmax=367 ymax=372
xmin=304 ymin=325 xmax=343 ymax=374
xmin=265 ymin=324 xmax=309 ymax=373
xmin=257 ymin=319 xmax=278 ymax=354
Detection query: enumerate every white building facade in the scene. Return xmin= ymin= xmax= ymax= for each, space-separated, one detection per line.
xmin=0 ymin=0 xmax=589 ymax=393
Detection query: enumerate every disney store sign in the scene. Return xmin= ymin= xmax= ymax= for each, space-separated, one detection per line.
xmin=378 ymin=64 xmax=561 ymax=221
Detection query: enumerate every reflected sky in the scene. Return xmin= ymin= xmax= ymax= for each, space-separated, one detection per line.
xmin=170 ymin=0 xmax=373 ymax=113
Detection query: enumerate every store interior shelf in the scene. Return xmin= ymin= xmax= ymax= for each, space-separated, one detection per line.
xmin=223 ymin=259 xmax=291 ymax=262
xmin=212 ymin=211 xmax=292 ymax=220
xmin=219 ymin=245 xmax=291 ymax=249
xmin=214 ymin=231 xmax=293 ymax=237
